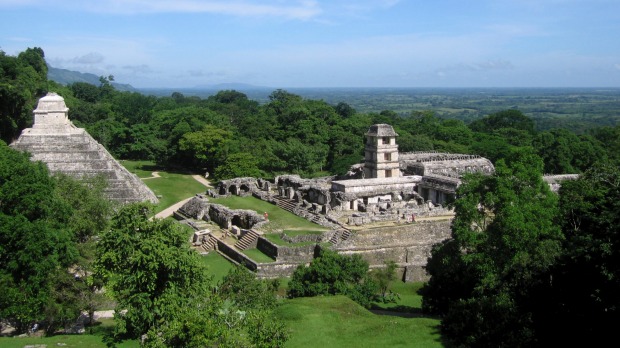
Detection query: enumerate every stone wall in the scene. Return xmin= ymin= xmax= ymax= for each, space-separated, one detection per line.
xmin=216 ymin=240 xmax=258 ymax=271
xmin=257 ymin=237 xmax=318 ymax=263
xmin=256 ymin=262 xmax=306 ymax=279
xmin=280 ymin=232 xmax=329 ymax=244
xmin=334 ymin=220 xmax=452 ymax=281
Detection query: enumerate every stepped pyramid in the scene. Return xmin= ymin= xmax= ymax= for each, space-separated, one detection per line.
xmin=11 ymin=93 xmax=158 ymax=204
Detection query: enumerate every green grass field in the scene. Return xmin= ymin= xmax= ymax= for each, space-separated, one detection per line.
xmin=372 ymin=281 xmax=425 ymax=313
xmin=199 ymin=251 xmax=236 ymax=283
xmin=283 ymin=229 xmax=325 ymax=237
xmin=276 ymin=295 xmax=444 ymax=348
xmin=120 ymin=160 xmax=208 ymax=213
xmin=0 ymin=319 xmax=138 ymax=348
xmin=243 ymin=248 xmax=276 ymax=263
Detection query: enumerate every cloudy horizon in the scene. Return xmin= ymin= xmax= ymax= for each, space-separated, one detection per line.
xmin=1 ymin=0 xmax=619 ymax=88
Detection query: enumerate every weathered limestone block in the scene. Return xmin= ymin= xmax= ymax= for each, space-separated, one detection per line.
xmin=406 ymin=245 xmax=432 ymax=265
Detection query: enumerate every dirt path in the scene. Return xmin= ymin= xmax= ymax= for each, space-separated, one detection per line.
xmin=192 ymin=174 xmax=212 ymax=188
xmin=153 ymin=197 xmax=194 ymax=219
xmin=141 ymin=171 xmax=161 ymax=180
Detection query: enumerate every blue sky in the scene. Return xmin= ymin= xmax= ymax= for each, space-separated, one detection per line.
xmin=1 ymin=0 xmax=619 ymax=88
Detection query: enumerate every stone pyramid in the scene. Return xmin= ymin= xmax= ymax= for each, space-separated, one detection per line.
xmin=11 ymin=93 xmax=158 ymax=204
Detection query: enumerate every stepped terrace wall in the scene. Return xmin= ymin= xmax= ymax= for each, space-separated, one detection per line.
xmin=257 ymin=237 xmax=318 ymax=263
xmin=335 ymin=220 xmax=452 ymax=281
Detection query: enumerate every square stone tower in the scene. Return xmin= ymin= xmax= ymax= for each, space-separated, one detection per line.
xmin=363 ymin=124 xmax=400 ymax=179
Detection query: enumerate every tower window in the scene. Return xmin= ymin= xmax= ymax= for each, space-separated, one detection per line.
xmin=384 ymin=152 xmax=391 ymax=161
xmin=382 ymin=137 xmax=390 ymax=144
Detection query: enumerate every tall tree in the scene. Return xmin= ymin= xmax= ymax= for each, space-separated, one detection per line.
xmin=0 ymin=47 xmax=48 ymax=143
xmin=95 ymin=203 xmax=211 ymax=339
xmin=422 ymin=148 xmax=562 ymax=346
xmin=542 ymin=163 xmax=620 ymax=345
xmin=178 ymin=125 xmax=233 ymax=171
xmin=96 ymin=206 xmax=288 ymax=346
xmin=0 ymin=141 xmax=76 ymax=333
xmin=469 ymin=109 xmax=535 ymax=134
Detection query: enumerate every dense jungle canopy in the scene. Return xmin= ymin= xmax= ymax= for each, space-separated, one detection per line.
xmin=3 ymin=48 xmax=620 ymax=180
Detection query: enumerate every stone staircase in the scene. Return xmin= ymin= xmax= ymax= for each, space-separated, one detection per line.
xmin=234 ymin=230 xmax=260 ymax=250
xmin=329 ymin=229 xmax=353 ymax=245
xmin=273 ymin=196 xmax=324 ymax=224
xmin=273 ymin=196 xmax=298 ymax=212
xmin=201 ymin=234 xmax=218 ymax=252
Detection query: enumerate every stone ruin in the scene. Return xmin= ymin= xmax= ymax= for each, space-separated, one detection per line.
xmin=10 ymin=93 xmax=158 ymax=204
xmin=174 ymin=124 xmax=471 ymax=281
xmin=176 ymin=123 xmax=580 ymax=281
xmin=213 ymin=177 xmax=271 ymax=197
xmin=543 ymin=174 xmax=580 ymax=192
xmin=177 ymin=194 xmax=267 ymax=231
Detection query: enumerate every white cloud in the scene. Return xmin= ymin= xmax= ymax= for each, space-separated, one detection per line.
xmin=0 ymin=0 xmax=322 ymax=20
xmin=71 ymin=52 xmax=105 ymax=65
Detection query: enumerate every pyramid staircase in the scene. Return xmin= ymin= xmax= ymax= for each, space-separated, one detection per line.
xmin=11 ymin=131 xmax=158 ymax=203
xmin=234 ymin=230 xmax=260 ymax=250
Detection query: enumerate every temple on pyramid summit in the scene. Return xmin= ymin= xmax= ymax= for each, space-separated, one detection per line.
xmin=11 ymin=92 xmax=158 ymax=204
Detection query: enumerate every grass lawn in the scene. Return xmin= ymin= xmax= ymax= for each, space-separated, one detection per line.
xmin=199 ymin=251 xmax=236 ymax=283
xmin=120 ymin=160 xmax=208 ymax=213
xmin=211 ymin=196 xmax=328 ymax=233
xmin=276 ymin=295 xmax=444 ymax=348
xmin=372 ymin=281 xmax=425 ymax=313
xmin=119 ymin=159 xmax=160 ymax=178
xmin=0 ymin=319 xmax=138 ymax=348
xmin=264 ymin=233 xmax=291 ymax=246
xmin=264 ymin=233 xmax=320 ymax=247
xmin=283 ymin=229 xmax=324 ymax=237
xmin=243 ymin=248 xmax=276 ymax=263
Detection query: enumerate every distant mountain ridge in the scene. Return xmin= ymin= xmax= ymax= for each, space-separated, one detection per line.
xmin=47 ymin=66 xmax=137 ymax=92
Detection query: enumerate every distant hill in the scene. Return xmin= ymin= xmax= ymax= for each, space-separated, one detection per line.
xmin=47 ymin=66 xmax=137 ymax=92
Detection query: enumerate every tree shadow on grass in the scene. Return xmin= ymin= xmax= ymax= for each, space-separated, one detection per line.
xmin=369 ymin=304 xmax=424 ymax=317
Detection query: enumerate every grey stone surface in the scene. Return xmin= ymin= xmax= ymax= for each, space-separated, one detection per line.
xmin=10 ymin=93 xmax=157 ymax=204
